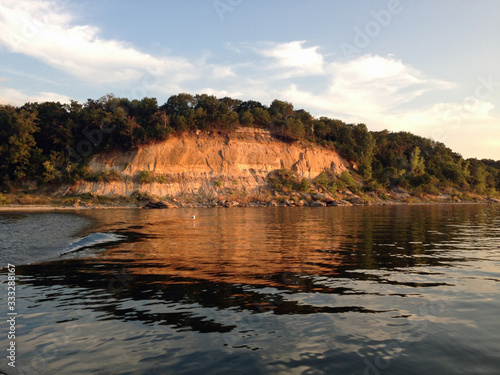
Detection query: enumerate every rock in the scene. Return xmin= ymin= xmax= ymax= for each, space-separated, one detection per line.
xmin=346 ymin=195 xmax=365 ymax=205
xmin=297 ymin=200 xmax=306 ymax=207
xmin=333 ymin=200 xmax=353 ymax=206
xmin=487 ymin=197 xmax=500 ymax=204
xmin=143 ymin=199 xmax=174 ymax=209
xmin=311 ymin=193 xmax=335 ymax=203
xmin=328 ymin=199 xmax=349 ymax=206
xmin=309 ymin=201 xmax=327 ymax=207
xmin=436 ymin=195 xmax=451 ymax=200
xmin=268 ymin=201 xmax=278 ymax=207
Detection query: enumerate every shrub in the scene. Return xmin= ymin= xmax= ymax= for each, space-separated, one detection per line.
xmin=212 ymin=177 xmax=224 ymax=187
xmin=84 ymin=169 xmax=122 ymax=182
xmin=339 ymin=171 xmax=356 ymax=188
xmin=267 ymin=169 xmax=298 ymax=193
xmin=298 ymin=178 xmax=310 ymax=192
xmin=137 ymin=170 xmax=154 ymax=184
xmin=61 ymin=197 xmax=78 ymax=205
xmin=131 ymin=190 xmax=152 ymax=201
xmin=314 ymin=171 xmax=337 ymax=194
xmin=101 ymin=169 xmax=121 ymax=182
xmin=0 ymin=193 xmax=11 ymax=205
xmin=423 ymin=183 xmax=440 ymax=195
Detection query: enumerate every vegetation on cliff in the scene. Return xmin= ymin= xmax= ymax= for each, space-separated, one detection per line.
xmin=1 ymin=93 xmax=499 ymax=202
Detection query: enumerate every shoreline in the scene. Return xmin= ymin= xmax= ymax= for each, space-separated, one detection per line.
xmin=0 ymin=204 xmax=139 ymax=211
xmin=0 ymin=200 xmax=497 ymax=212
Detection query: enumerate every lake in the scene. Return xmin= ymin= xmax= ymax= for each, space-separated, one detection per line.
xmin=1 ymin=204 xmax=499 ymax=374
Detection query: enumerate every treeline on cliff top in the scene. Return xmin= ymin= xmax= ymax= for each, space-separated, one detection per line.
xmin=1 ymin=93 xmax=499 ymax=195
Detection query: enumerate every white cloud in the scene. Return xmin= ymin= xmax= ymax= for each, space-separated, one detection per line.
xmin=277 ymin=54 xmax=455 ymax=120
xmin=235 ymin=49 xmax=498 ymax=158
xmin=0 ymin=0 xmax=197 ymax=84
xmin=209 ymin=65 xmax=236 ymax=79
xmin=0 ymin=81 xmax=71 ymax=105
xmin=257 ymin=41 xmax=325 ymax=77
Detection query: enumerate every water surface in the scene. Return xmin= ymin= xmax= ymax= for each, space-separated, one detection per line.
xmin=1 ymin=205 xmax=499 ymax=374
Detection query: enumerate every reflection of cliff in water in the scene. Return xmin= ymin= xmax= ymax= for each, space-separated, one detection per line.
xmin=14 ymin=205 xmax=490 ymax=333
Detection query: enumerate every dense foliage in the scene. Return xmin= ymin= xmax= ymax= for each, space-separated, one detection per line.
xmin=1 ymin=93 xmax=499 ymax=195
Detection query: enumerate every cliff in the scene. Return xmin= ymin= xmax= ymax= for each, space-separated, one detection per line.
xmin=71 ymin=128 xmax=349 ymax=199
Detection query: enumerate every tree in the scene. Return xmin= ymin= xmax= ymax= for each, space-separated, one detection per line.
xmin=352 ymin=124 xmax=375 ymax=180
xmin=251 ymin=107 xmax=271 ymax=127
xmin=162 ymin=93 xmax=195 ymax=117
xmin=116 ymin=116 xmax=140 ymax=149
xmin=294 ymin=109 xmax=314 ymax=138
xmin=219 ymin=97 xmax=242 ymax=112
xmin=409 ymin=146 xmax=426 ymax=177
xmin=468 ymin=159 xmax=488 ymax=194
xmin=269 ymin=99 xmax=294 ymax=126
xmin=194 ymin=94 xmax=222 ymax=127
xmin=134 ymin=97 xmax=159 ymax=126
xmin=239 ymin=110 xmax=254 ymax=126
xmin=284 ymin=118 xmax=305 ymax=139
xmin=23 ymin=101 xmax=74 ymax=156
xmin=236 ymin=100 xmax=264 ymax=113
xmin=0 ymin=107 xmax=40 ymax=179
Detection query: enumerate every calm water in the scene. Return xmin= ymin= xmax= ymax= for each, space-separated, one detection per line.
xmin=1 ymin=205 xmax=500 ymax=375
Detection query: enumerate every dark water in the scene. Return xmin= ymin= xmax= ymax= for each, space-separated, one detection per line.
xmin=1 ymin=205 xmax=500 ymax=375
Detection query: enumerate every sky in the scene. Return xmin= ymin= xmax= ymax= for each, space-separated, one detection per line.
xmin=0 ymin=0 xmax=499 ymax=159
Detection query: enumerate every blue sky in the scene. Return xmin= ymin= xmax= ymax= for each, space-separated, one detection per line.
xmin=0 ymin=0 xmax=499 ymax=159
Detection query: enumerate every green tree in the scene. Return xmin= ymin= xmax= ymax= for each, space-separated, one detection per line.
xmin=23 ymin=101 xmax=74 ymax=155
xmin=219 ymin=97 xmax=242 ymax=112
xmin=162 ymin=93 xmax=195 ymax=116
xmin=0 ymin=107 xmax=40 ymax=179
xmin=239 ymin=110 xmax=254 ymax=126
xmin=194 ymin=94 xmax=220 ymax=125
xmin=284 ymin=118 xmax=305 ymax=139
xmin=352 ymin=123 xmax=375 ymax=180
xmin=270 ymin=99 xmax=294 ymax=127
xmin=409 ymin=146 xmax=426 ymax=177
xmin=236 ymin=100 xmax=264 ymax=113
xmin=251 ymin=107 xmax=271 ymax=127
xmin=468 ymin=159 xmax=488 ymax=194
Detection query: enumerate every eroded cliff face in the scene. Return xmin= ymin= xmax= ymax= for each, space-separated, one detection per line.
xmin=73 ymin=128 xmax=349 ymax=198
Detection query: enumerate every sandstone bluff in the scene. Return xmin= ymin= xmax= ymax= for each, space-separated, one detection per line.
xmin=71 ymin=128 xmax=349 ymax=203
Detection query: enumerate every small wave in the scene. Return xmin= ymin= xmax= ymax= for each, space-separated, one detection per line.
xmin=61 ymin=232 xmax=127 ymax=255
